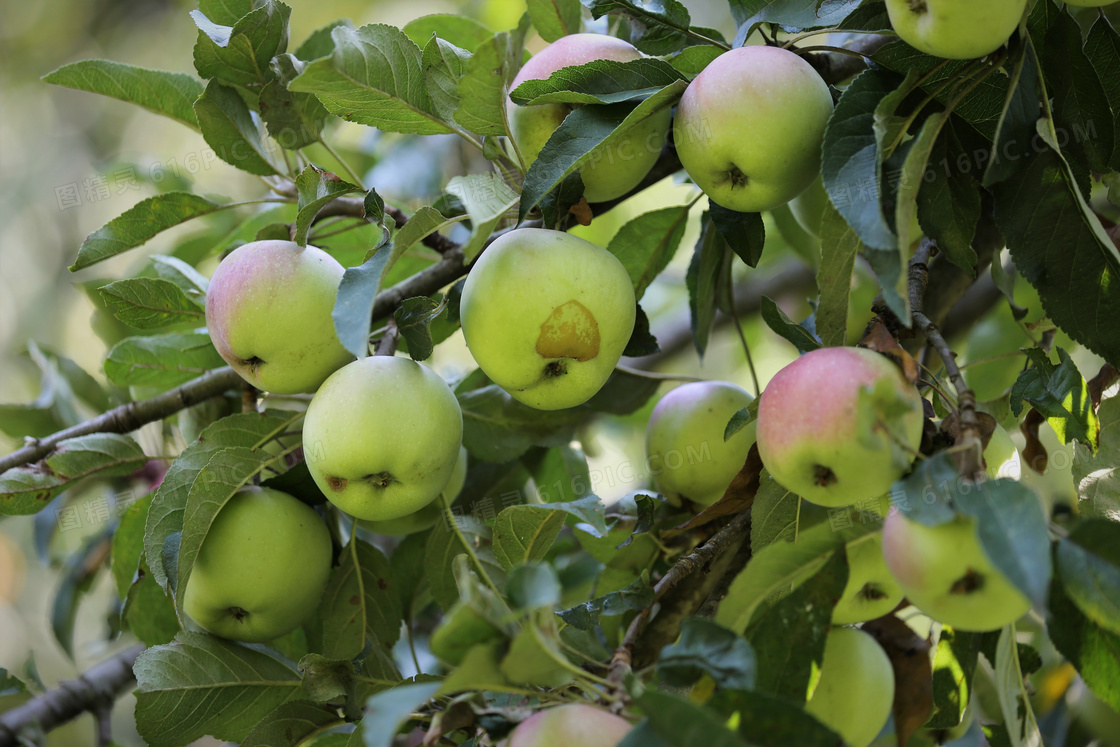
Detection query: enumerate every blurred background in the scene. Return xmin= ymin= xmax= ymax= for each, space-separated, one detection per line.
xmin=0 ymin=0 xmax=1110 ymax=745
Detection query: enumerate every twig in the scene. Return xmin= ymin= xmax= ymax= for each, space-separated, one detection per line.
xmin=312 ymin=197 xmax=460 ymax=255
xmin=0 ymin=645 xmax=144 ymax=747
xmin=375 ymin=320 xmax=400 ymax=357
xmin=606 ymin=510 xmax=752 ymax=689
xmin=0 ymin=368 xmax=243 ymax=474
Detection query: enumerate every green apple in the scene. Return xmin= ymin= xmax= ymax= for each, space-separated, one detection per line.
xmin=646 ymin=381 xmax=757 ymax=507
xmin=881 ymin=511 xmax=1031 ymax=631
xmin=359 ymin=446 xmax=468 ymax=536
xmin=507 ymin=703 xmax=632 ymax=747
xmin=832 ymin=532 xmax=905 ymax=625
xmin=886 ymin=0 xmax=1027 ymax=59
xmin=673 ymin=45 xmax=834 ymax=213
xmin=789 ymin=176 xmax=830 ymax=238
xmin=756 ymin=347 xmax=926 ymax=507
xmin=984 ymin=423 xmax=1021 ymax=480
xmin=302 ymin=356 xmax=463 ymax=520
xmin=182 ymin=486 xmax=332 ymax=642
xmin=961 ymin=304 xmax=1033 ymax=402
xmin=806 ymin=627 xmax=895 ymax=747
xmin=508 ymin=33 xmax=671 ymax=203
xmin=459 ymin=228 xmax=636 ymax=410
xmin=205 ymin=240 xmax=354 ymax=394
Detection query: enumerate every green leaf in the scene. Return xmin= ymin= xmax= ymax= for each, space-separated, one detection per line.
xmin=402 ymin=14 xmax=494 ymax=52
xmin=750 ymin=468 xmax=799 ymax=553
xmin=289 ymin=24 xmax=454 ymax=135
xmin=917 ymin=122 xmax=980 ymax=272
xmin=332 ymin=248 xmax=395 ymax=359
xmin=134 ymin=632 xmax=302 ymax=746
xmin=927 ymin=626 xmax=982 ymax=729
xmin=298 ymin=653 xmax=397 ymax=716
xmin=658 ymin=617 xmax=755 ymax=691
xmin=70 ymin=193 xmax=224 ymax=271
xmin=528 ymin=0 xmax=582 ymax=42
xmin=444 ymin=173 xmax=519 ymax=262
xmin=628 ymin=690 xmax=750 ymax=747
xmin=760 ymin=297 xmax=821 ymax=353
xmin=528 ymin=443 xmax=591 ymax=504
xmin=729 ymin=0 xmax=863 ymax=32
xmin=517 ymin=81 xmax=686 ymax=221
xmin=240 ymin=700 xmax=344 ymax=747
xmin=537 ymin=494 xmax=609 ymax=535
xmin=716 ymin=689 xmax=843 ymax=746
xmin=708 ymin=202 xmax=765 ymax=268
xmin=507 ymin=562 xmax=562 ymax=610
xmin=191 ymin=1 xmax=291 ymax=87
xmin=111 ymin=492 xmax=154 ymax=598
xmin=509 ymin=58 xmax=687 ymax=106
xmin=1048 ymin=571 xmax=1120 ymax=712
xmin=260 ymin=54 xmax=330 ymax=150
xmin=1085 ymin=16 xmax=1120 ymax=171
xmin=1057 ymin=520 xmax=1120 ymax=637
xmin=687 ymin=211 xmax=731 ymax=358
xmin=395 ymin=296 xmax=448 ymax=362
xmin=294 ymin=164 xmax=363 ymax=246
xmin=456 ymin=384 xmax=583 ymax=463
xmin=422 ymin=37 xmax=470 ymax=122
xmin=42 ymin=60 xmax=204 ymax=129
xmin=454 ymin=22 xmax=529 ymax=137
xmin=360 ymin=682 xmax=442 ymax=747
xmin=1074 ymin=384 xmax=1120 ymax=519
xmin=198 ymin=0 xmax=253 ymax=28
xmin=993 ymin=626 xmax=1043 ymax=746
xmin=423 ymin=515 xmax=500 ymax=612
xmin=0 ymin=434 xmax=148 ymax=516
xmin=582 ymin=0 xmax=693 ymax=56
xmin=815 ymin=201 xmax=858 ymax=347
xmin=492 ymin=505 xmax=566 ymax=571
xmin=99 ymin=278 xmax=205 ymax=329
xmin=104 ymin=332 xmax=225 ymax=390
xmin=557 ymin=574 xmax=652 ymax=629
xmin=0 ymin=342 xmax=84 ymax=440
xmin=193 ymin=80 xmax=282 ymax=176
xmin=122 ymin=563 xmax=181 ymax=647
xmin=993 ymin=145 xmax=1120 ymax=368
xmin=1010 ymin=347 xmax=1098 ymax=446
xmin=585 ymin=366 xmax=662 ymax=415
xmin=152 ymin=255 xmax=210 ymax=299
xmin=669 ymin=44 xmax=723 ymax=74
xmin=313 ymin=539 xmax=402 ymax=660
xmin=606 ymin=204 xmax=691 ymax=301
xmin=983 ymin=36 xmax=1042 ymax=187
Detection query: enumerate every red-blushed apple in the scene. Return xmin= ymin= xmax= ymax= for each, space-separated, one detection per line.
xmin=459 ymin=228 xmax=636 ymax=410
xmin=508 ymin=33 xmax=671 ymax=203
xmin=832 ymin=530 xmax=904 ymax=625
xmin=673 ymin=46 xmax=833 ymax=213
xmin=205 ymin=240 xmax=354 ymax=394
xmin=302 ymin=356 xmax=463 ymax=520
xmin=805 ymin=627 xmax=895 ymax=747
xmin=646 ymin=380 xmax=756 ymax=507
xmin=881 ymin=510 xmax=1031 ymax=631
xmin=885 ymin=0 xmax=1028 ymax=60
xmin=756 ymin=347 xmax=925 ymax=507
xmin=506 ymin=703 xmax=632 ymax=747
xmin=182 ymin=486 xmax=332 ymax=642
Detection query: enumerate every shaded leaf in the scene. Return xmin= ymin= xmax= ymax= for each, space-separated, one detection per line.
xmin=43 ymin=60 xmax=204 ymax=129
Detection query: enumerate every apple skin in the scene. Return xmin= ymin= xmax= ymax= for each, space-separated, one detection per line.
xmin=508 ymin=34 xmax=671 ymax=203
xmin=984 ymin=423 xmax=1021 ymax=480
xmin=673 ymin=46 xmax=834 ymax=213
xmin=886 ymin=0 xmax=1028 ymax=60
xmin=205 ymin=240 xmax=354 ymax=394
xmin=646 ymin=381 xmax=757 ymax=507
xmin=756 ymin=347 xmax=925 ymax=508
xmin=806 ymin=627 xmax=895 ymax=747
xmin=507 ymin=704 xmax=632 ymax=747
xmin=459 ymin=228 xmax=636 ymax=410
xmin=881 ymin=511 xmax=1031 ymax=631
xmin=302 ymin=356 xmax=464 ymax=521
xmin=961 ymin=304 xmax=1032 ymax=402
xmin=182 ymin=486 xmax=332 ymax=642
xmin=832 ymin=532 xmax=905 ymax=625
xmin=359 ymin=446 xmax=468 ymax=536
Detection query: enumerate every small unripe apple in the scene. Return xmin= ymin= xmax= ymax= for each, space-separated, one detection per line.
xmin=459 ymin=228 xmax=636 ymax=410
xmin=359 ymin=446 xmax=468 ymax=536
xmin=881 ymin=511 xmax=1031 ymax=631
xmin=805 ymin=627 xmax=895 ymax=747
xmin=303 ymin=356 xmax=463 ymax=521
xmin=984 ymin=423 xmax=1021 ymax=480
xmin=886 ymin=0 xmax=1028 ymax=60
xmin=205 ymin=240 xmax=354 ymax=394
xmin=673 ymin=46 xmax=833 ymax=213
xmin=506 ymin=704 xmax=632 ymax=747
xmin=508 ymin=34 xmax=671 ymax=203
xmin=182 ymin=486 xmax=332 ymax=642
xmin=646 ymin=381 xmax=756 ymax=507
xmin=756 ymin=347 xmax=926 ymax=507
xmin=961 ymin=304 xmax=1033 ymax=402
xmin=832 ymin=531 xmax=904 ymax=625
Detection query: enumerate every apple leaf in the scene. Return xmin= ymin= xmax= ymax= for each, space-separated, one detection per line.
xmin=658 ymin=618 xmax=756 ymax=691
xmin=390 ymin=532 xmax=429 ymax=623
xmin=709 ymin=202 xmax=765 ymax=268
xmin=993 ymin=626 xmax=1043 ymax=747
xmin=528 ymin=0 xmax=581 ymax=43
xmin=626 ymin=690 xmax=752 ymax=747
xmin=288 ymin=24 xmax=455 ymax=135
xmin=1010 ymin=347 xmax=1099 ymax=447
xmin=509 ymin=58 xmax=687 ymax=106
xmin=836 ymin=2 xmax=891 ymax=32
xmin=1048 ymin=572 xmax=1120 ymax=712
xmin=760 ymin=296 xmax=821 ymax=354
xmin=456 ymin=383 xmax=583 ymax=463
xmin=260 ymin=55 xmax=330 ymax=150
xmin=585 ymin=367 xmax=662 ymax=415
xmin=710 ymin=690 xmax=843 ymax=746
xmin=982 ymin=35 xmax=1042 ymax=188
xmin=1084 ymin=16 xmax=1120 ymax=171
xmin=121 ymin=561 xmax=181 ymax=647
xmin=724 ymin=402 xmax=757 ymax=442
xmin=395 ymin=296 xmax=448 ymax=362
xmin=421 ymin=36 xmax=469 ymax=123
xmin=1056 ymin=520 xmax=1120 ymax=637
xmin=517 ymin=81 xmax=686 ymax=221
xmin=298 ymin=653 xmax=398 ymax=718
xmin=293 ymin=165 xmax=363 ymax=246
xmin=728 ymin=0 xmax=861 ymax=34
xmin=1073 ymin=383 xmax=1120 ymax=519
xmin=41 ymin=60 xmax=204 ymax=130
xmin=916 ymin=122 xmax=981 ymax=272
xmin=98 ymin=278 xmax=206 ymax=330
xmin=191 ymin=1 xmax=290 ymax=87
xmin=815 ymin=201 xmax=858 ymax=347
xmin=360 ymin=681 xmax=443 ymax=747
xmin=104 ymin=332 xmax=226 ymax=391
xmin=993 ymin=146 xmax=1120 ymax=368
xmin=607 ymin=205 xmax=691 ymax=301
xmin=669 ymin=44 xmax=724 ymax=74
xmin=111 ymin=492 xmax=154 ymax=598
xmin=424 ymin=514 xmax=502 ymax=612
xmin=313 ymin=539 xmax=402 ymax=660
xmin=557 ymin=574 xmax=653 ymax=629
xmin=492 ymin=505 xmax=566 ymax=571
xmin=687 ymin=211 xmax=732 ymax=358
xmin=70 ymin=193 xmax=225 ymax=271
xmin=240 ymin=700 xmax=345 ymax=747
xmin=750 ymin=468 xmax=799 ymax=554
xmin=194 ymin=80 xmax=284 ymax=176
xmin=151 ymin=255 xmax=209 ymax=298
xmin=134 ymin=632 xmax=302 ymax=746
xmin=527 ymin=443 xmax=591 ymax=504
xmin=333 ymin=246 xmax=397 ymax=359
xmin=454 ymin=21 xmax=530 ymax=138
xmin=402 ymin=14 xmax=494 ymax=52
xmin=582 ymin=0 xmax=693 ymax=56
xmin=444 ymin=174 xmax=519 ymax=262
xmin=927 ymin=627 xmax=982 ymax=730
xmin=507 ymin=562 xmax=562 ymax=610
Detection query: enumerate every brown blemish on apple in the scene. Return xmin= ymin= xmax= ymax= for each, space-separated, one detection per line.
xmin=858 ymin=583 xmax=889 ymax=602
xmin=536 ymin=300 xmax=600 ymax=362
xmin=326 ymin=475 xmax=348 ymax=491
xmin=813 ymin=464 xmax=837 ymax=487
xmin=907 ymin=0 xmax=927 ymax=14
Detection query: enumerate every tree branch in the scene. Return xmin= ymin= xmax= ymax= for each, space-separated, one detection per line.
xmin=312 ymin=197 xmax=460 ymax=255
xmin=0 ymin=367 xmax=243 ymax=474
xmin=0 ymin=645 xmax=144 ymax=747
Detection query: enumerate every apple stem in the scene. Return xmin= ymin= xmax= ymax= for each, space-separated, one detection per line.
xmin=375 ymin=321 xmax=400 ymax=357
